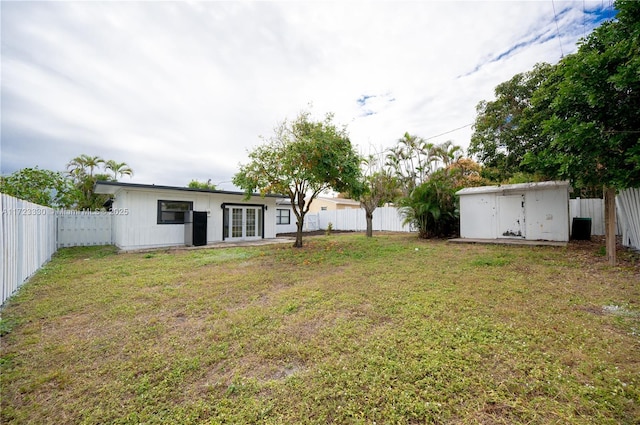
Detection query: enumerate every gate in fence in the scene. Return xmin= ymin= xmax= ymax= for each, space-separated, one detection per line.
xmin=56 ymin=211 xmax=113 ymax=248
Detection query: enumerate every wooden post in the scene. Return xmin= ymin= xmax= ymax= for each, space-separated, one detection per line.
xmin=604 ymin=187 xmax=617 ymax=266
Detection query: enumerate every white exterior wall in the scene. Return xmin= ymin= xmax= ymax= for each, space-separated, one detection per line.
xmin=459 ymin=194 xmax=498 ymax=239
xmin=110 ymin=188 xmax=276 ymax=251
xmin=458 ymin=181 xmax=570 ymax=242
xmin=275 ymin=204 xmax=299 ymax=234
xmin=523 ymin=187 xmax=569 ymax=241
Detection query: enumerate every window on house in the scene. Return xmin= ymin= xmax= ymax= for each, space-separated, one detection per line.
xmin=321 ymin=206 xmax=328 ymax=211
xmin=276 ymin=208 xmax=291 ymax=225
xmin=157 ymin=200 xmax=193 ymax=224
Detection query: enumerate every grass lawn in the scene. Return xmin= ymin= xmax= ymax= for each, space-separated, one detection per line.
xmin=1 ymin=233 xmax=638 ymax=424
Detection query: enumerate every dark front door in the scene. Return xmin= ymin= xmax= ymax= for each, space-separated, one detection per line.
xmin=193 ymin=211 xmax=207 ymax=246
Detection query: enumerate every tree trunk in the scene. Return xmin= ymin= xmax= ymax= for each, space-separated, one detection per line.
xmin=604 ymin=186 xmax=616 ymax=266
xmin=365 ymin=210 xmax=374 ymax=238
xmin=294 ymin=216 xmax=305 ymax=248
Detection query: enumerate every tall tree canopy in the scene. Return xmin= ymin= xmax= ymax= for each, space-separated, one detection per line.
xmin=233 ymin=111 xmax=362 ymax=247
xmin=525 ymin=0 xmax=640 ymax=190
xmin=469 ymin=62 xmax=556 ymax=181
xmin=472 ymin=0 xmax=639 ymax=190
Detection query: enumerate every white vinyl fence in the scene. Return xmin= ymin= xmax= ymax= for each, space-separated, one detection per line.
xmin=1 ymin=194 xmax=116 ymax=305
xmin=316 ymin=206 xmax=414 ymax=232
xmin=1 ymin=194 xmax=57 ymax=305
xmin=617 ymin=188 xmax=640 ymax=250
xmin=569 ymin=198 xmax=608 ymax=236
xmin=57 ymin=211 xmax=113 ymax=248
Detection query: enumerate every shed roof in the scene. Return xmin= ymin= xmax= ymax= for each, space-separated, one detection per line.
xmin=456 ymin=180 xmax=570 ymax=196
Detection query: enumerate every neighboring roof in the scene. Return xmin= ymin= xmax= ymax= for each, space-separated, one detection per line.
xmin=94 ymin=180 xmax=281 ymax=198
xmin=312 ymin=196 xmax=361 ymax=206
xmin=276 ymin=198 xmax=293 ymax=206
xmin=456 ymin=180 xmax=570 ymax=196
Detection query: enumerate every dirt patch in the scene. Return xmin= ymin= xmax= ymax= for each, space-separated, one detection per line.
xmin=567 ymin=235 xmax=640 ymax=270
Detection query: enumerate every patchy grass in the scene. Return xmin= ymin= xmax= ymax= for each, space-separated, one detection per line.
xmin=1 ymin=234 xmax=638 ymax=424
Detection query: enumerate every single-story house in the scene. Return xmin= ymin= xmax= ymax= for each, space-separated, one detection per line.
xmin=94 ymin=181 xmax=278 ymax=251
xmin=274 ymin=198 xmax=321 ymax=234
xmin=456 ymin=180 xmax=570 ymax=242
xmin=306 ymin=196 xmax=361 ymax=213
xmin=275 ymin=198 xmax=298 ymax=234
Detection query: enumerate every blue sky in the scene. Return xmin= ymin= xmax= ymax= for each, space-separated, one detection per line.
xmin=1 ymin=1 xmax=615 ymax=189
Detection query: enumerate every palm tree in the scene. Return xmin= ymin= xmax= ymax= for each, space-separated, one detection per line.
xmin=105 ymin=160 xmax=133 ymax=180
xmin=385 ymin=133 xmax=435 ymax=195
xmin=433 ymin=141 xmax=463 ymax=172
xmin=66 ymin=154 xmax=104 ymax=178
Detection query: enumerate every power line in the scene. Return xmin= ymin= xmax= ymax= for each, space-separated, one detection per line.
xmin=552 ymin=0 xmax=565 ymax=58
xmin=424 ymin=123 xmax=473 ymax=141
xmin=583 ymin=0 xmax=587 ymax=39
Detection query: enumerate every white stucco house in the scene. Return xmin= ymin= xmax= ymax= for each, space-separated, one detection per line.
xmin=94 ymin=181 xmax=279 ymax=251
xmin=456 ymin=181 xmax=571 ymax=242
xmin=274 ymin=198 xmax=321 ymax=234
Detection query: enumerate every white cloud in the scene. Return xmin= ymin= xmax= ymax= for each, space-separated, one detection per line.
xmin=1 ymin=0 xmax=614 ymax=189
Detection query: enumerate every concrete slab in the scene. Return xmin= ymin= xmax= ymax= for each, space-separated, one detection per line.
xmin=448 ymin=238 xmax=567 ymax=247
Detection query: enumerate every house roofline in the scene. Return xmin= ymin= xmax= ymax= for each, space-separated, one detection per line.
xmin=94 ymin=180 xmax=282 ymax=198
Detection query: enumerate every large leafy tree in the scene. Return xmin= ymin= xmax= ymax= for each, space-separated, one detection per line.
xmin=233 ymin=111 xmax=362 ymax=248
xmin=526 ymin=0 xmax=640 ymax=190
xmin=0 ymin=167 xmax=77 ymax=208
xmin=525 ymin=0 xmax=639 ymax=264
xmin=469 ymin=62 xmax=556 ymax=181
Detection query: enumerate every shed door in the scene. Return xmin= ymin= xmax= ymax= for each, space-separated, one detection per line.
xmin=498 ymin=195 xmax=525 ymax=238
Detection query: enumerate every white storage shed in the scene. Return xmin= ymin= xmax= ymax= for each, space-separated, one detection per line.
xmin=456 ymin=181 xmax=571 ymax=242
